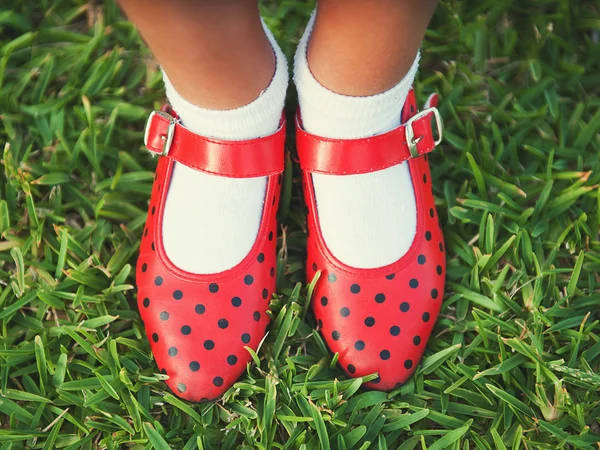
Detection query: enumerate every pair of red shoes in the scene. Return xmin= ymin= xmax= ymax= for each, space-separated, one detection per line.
xmin=136 ymin=89 xmax=445 ymax=402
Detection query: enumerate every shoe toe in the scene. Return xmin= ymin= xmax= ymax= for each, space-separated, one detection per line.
xmin=138 ymin=257 xmax=273 ymax=401
xmin=308 ymin=174 xmax=446 ymax=391
xmin=311 ymin=251 xmax=444 ymax=390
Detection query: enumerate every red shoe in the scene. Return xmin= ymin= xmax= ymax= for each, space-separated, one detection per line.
xmin=137 ymin=106 xmax=285 ymax=402
xmin=296 ymin=90 xmax=445 ymax=391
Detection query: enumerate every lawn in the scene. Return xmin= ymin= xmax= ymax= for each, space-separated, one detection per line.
xmin=1 ymin=0 xmax=599 ymax=449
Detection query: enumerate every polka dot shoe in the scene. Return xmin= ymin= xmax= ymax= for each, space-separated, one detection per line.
xmin=296 ymin=90 xmax=445 ymax=391
xmin=137 ymin=105 xmax=285 ymax=402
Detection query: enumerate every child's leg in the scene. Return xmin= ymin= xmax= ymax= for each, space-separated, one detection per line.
xmin=308 ymin=0 xmax=438 ymax=96
xmin=294 ymin=0 xmax=438 ymax=268
xmin=118 ymin=0 xmax=276 ymax=109
xmin=126 ymin=0 xmax=288 ymax=401
xmin=120 ymin=0 xmax=288 ymax=273
xmin=295 ymin=1 xmax=443 ymax=390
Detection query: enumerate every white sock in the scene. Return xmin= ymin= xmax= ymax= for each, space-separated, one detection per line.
xmin=294 ymin=11 xmax=420 ymax=269
xmin=161 ymin=22 xmax=288 ymax=274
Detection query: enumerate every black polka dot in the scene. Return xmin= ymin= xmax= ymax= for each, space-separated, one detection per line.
xmin=143 ymin=298 xmax=150 ymax=308
xmin=168 ymin=347 xmax=177 ymax=357
xmin=386 ymin=273 xmax=395 ymax=280
xmin=417 ymin=255 xmax=426 ymax=265
xmin=380 ymin=350 xmax=391 ymax=360
xmin=151 ymin=206 xmax=155 ymax=215
xmin=177 ymin=383 xmax=186 ymax=393
xmin=317 ymin=319 xmax=323 ymax=329
xmin=257 ymin=253 xmax=265 ymax=263
xmin=431 ymin=289 xmax=439 ymax=299
xmin=213 ymin=377 xmax=223 ymax=387
xmin=312 ymin=262 xmax=317 ymax=271
xmin=404 ymin=360 xmax=413 ymax=369
xmin=154 ymin=276 xmax=163 ymax=286
xmin=340 ymin=307 xmax=350 ymax=317
xmin=160 ymin=311 xmax=169 ymax=321
xmin=141 ymin=263 xmax=147 ymax=272
xmin=430 ymin=208 xmax=435 ymax=218
xmin=209 ymin=283 xmax=219 ymax=293
xmin=328 ymin=273 xmax=337 ymax=283
xmin=144 ymin=228 xmax=148 ymax=237
xmin=160 ymin=368 xmax=166 ymax=374
xmin=218 ymin=318 xmax=229 ymax=329
xmin=262 ymin=289 xmax=269 ymax=300
xmin=364 ymin=317 xmax=375 ymax=327
xmin=181 ymin=325 xmax=191 ymax=335
xmin=413 ymin=336 xmax=421 ymax=346
xmin=190 ymin=361 xmax=200 ymax=372
xmin=375 ymin=293 xmax=386 ymax=303
xmin=423 ymin=174 xmax=427 ymax=183
xmin=409 ymin=279 xmax=419 ymax=288
xmin=241 ymin=333 xmax=251 ymax=344
xmin=152 ymin=333 xmax=158 ymax=343
xmin=390 ymin=326 xmax=400 ymax=336
xmin=347 ymin=364 xmax=356 ymax=374
xmin=204 ymin=340 xmax=214 ymax=350
xmin=232 ymin=297 xmax=242 ymax=307
xmin=400 ymin=302 xmax=410 ymax=312
xmin=332 ymin=331 xmax=341 ymax=340
xmin=151 ymin=242 xmax=155 ymax=251
xmin=173 ymin=290 xmax=183 ymax=300
xmin=227 ymin=355 xmax=238 ymax=365
xmin=268 ymin=231 xmax=274 ymax=241
xmin=436 ymin=265 xmax=443 ymax=275
xmin=425 ymin=231 xmax=432 ymax=241
xmin=372 ymin=375 xmax=381 ymax=384
xmin=195 ymin=304 xmax=206 ymax=314
xmin=244 ymin=275 xmax=254 ymax=285
xmin=253 ymin=311 xmax=261 ymax=321
xmin=355 ymin=341 xmax=365 ymax=351
xmin=422 ymin=312 xmax=431 ymax=322
xmin=439 ymin=243 xmax=444 ymax=252
xmin=270 ymin=267 xmax=275 ymax=277
xmin=321 ymin=296 xmax=328 ymax=306
xmin=350 ymin=284 xmax=361 ymax=294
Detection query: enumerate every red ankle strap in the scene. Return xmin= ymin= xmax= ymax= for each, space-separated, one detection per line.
xmin=295 ymin=93 xmax=443 ymax=175
xmin=144 ymin=106 xmax=286 ymax=178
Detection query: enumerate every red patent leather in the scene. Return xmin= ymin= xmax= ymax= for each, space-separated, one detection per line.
xmin=296 ymin=107 xmax=438 ymax=175
xmin=298 ymin=90 xmax=446 ymax=391
xmin=145 ymin=107 xmax=285 ymax=178
xmin=137 ymin=107 xmax=284 ymax=402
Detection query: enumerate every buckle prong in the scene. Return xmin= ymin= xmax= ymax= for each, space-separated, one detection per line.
xmin=405 ymin=107 xmax=443 ymax=158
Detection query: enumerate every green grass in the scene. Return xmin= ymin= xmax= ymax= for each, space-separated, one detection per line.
xmin=1 ymin=0 xmax=600 ymax=448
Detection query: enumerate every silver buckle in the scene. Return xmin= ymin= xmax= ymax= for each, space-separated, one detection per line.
xmin=143 ymin=110 xmax=178 ymax=156
xmin=405 ymin=107 xmax=443 ymax=158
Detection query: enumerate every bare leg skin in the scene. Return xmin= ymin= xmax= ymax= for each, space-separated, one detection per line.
xmin=308 ymin=0 xmax=439 ymax=96
xmin=118 ymin=0 xmax=275 ymax=109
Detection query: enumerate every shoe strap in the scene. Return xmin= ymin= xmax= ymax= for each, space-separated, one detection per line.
xmin=144 ymin=105 xmax=285 ymax=178
xmin=295 ymin=91 xmax=443 ymax=175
